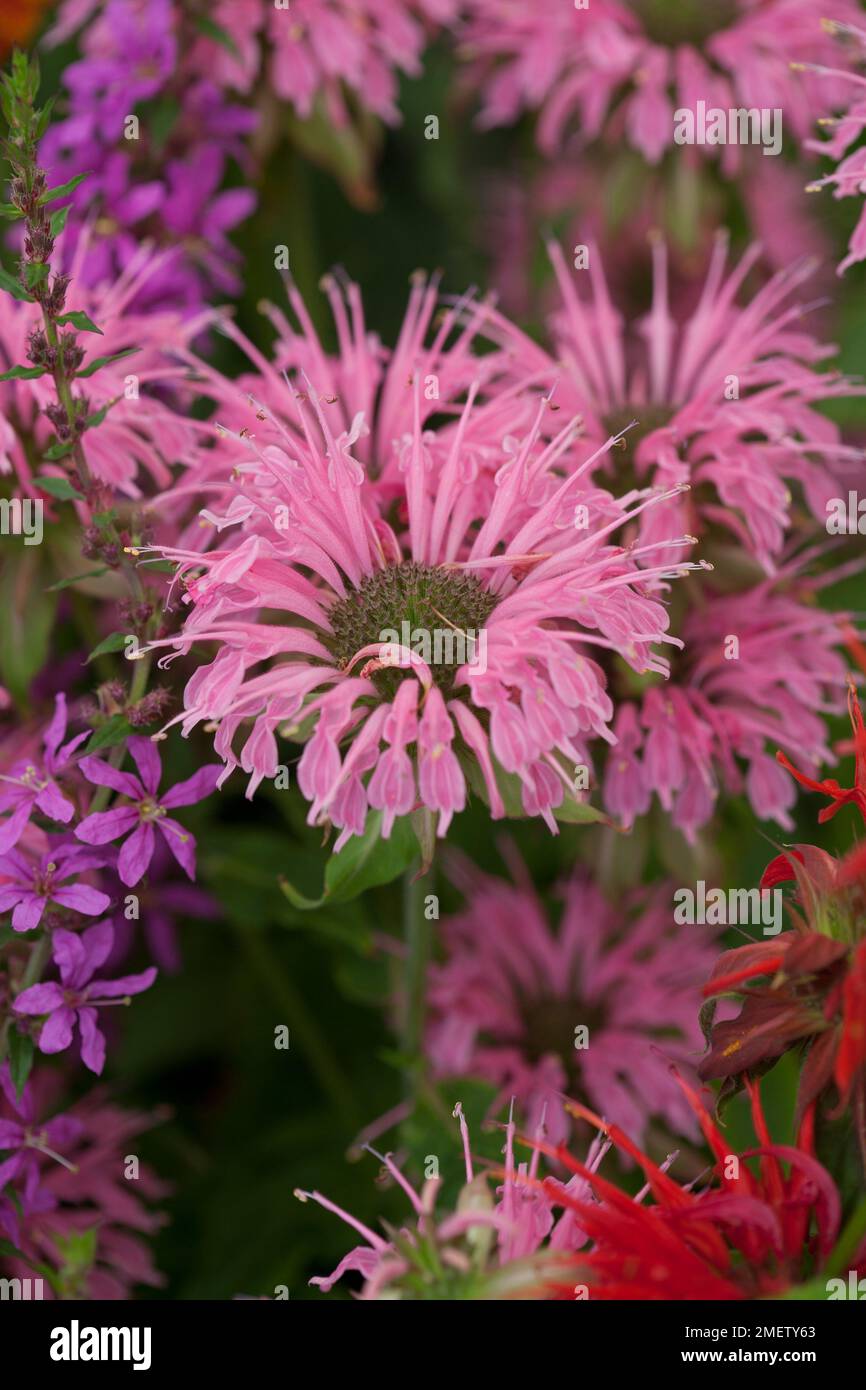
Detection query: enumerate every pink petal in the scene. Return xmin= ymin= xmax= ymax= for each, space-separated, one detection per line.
xmin=156 ymin=817 xmax=196 ymax=879
xmin=118 ymin=822 xmax=155 ymax=886
xmin=127 ymin=736 xmax=162 ymax=795
xmin=78 ymin=755 xmax=142 ymax=798
xmin=12 ymin=895 xmax=44 ymax=932
xmin=38 ymin=1006 xmax=76 ymax=1055
xmin=13 ymin=982 xmax=64 ymax=1015
xmin=75 ymin=806 xmax=139 ymax=845
xmin=159 ymin=764 xmax=222 ymax=809
xmin=53 ymin=883 xmax=112 ymax=916
xmin=77 ymin=1006 xmax=106 ymax=1075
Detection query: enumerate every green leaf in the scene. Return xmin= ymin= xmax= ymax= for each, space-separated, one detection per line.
xmin=49 ymin=203 xmax=72 ymax=237
xmin=46 ymin=567 xmax=109 ymax=591
xmin=86 ymin=714 xmax=134 ymax=750
xmin=0 ymin=265 xmax=34 ymax=302
xmin=194 ymin=15 xmax=240 ymax=56
xmin=24 ymin=261 xmax=48 ymax=289
xmin=0 ymin=201 xmax=22 ymax=219
xmin=0 ymin=363 xmax=46 ymax=381
xmin=43 ymin=440 xmax=75 ymax=460
xmin=279 ymin=811 xmax=417 ymax=910
xmin=7 ymin=1028 xmax=34 ymax=1100
xmin=76 ymin=346 xmax=139 ymax=378
xmin=86 ymin=631 xmax=129 ymax=663
xmin=35 ymin=474 xmax=83 ymax=501
xmin=38 ymin=171 xmax=90 ymax=204
xmin=84 ymin=397 xmax=119 ymax=429
xmin=56 ymin=309 xmax=103 ymax=335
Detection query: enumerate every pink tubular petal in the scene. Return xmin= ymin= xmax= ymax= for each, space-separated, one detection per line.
xmin=117 ymin=822 xmax=156 ymax=887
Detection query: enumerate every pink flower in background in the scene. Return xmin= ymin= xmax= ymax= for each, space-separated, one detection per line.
xmin=190 ymin=0 xmax=458 ymax=127
xmin=14 ymin=919 xmax=156 ymax=1074
xmin=0 ymin=841 xmax=112 ymax=932
xmin=0 ymin=1072 xmax=170 ymax=1298
xmin=75 ymin=737 xmax=221 ymax=886
xmin=804 ymin=19 xmax=866 ymax=274
xmin=0 ymin=695 xmax=88 ymax=852
xmin=428 ymin=855 xmax=716 ymax=1147
xmin=0 ymin=1061 xmax=82 ymax=1244
xmin=462 ymin=0 xmax=862 ymax=165
xmin=142 ymin=280 xmax=706 ymax=843
xmin=489 ymin=235 xmax=862 ymax=572
xmin=605 ymin=565 xmax=855 ymax=839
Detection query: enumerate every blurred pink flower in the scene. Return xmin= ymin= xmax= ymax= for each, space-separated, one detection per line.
xmin=428 ymin=854 xmax=716 ymax=1147
xmin=605 ymin=563 xmax=855 ymax=838
xmin=804 ymin=19 xmax=866 ymax=274
xmin=462 ymin=0 xmax=862 ymax=165
xmin=191 ymin=0 xmax=458 ymax=126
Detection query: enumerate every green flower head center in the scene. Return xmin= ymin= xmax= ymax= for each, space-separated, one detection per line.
xmin=324 ymin=561 xmax=498 ymax=699
xmin=633 ymin=0 xmax=738 ymax=48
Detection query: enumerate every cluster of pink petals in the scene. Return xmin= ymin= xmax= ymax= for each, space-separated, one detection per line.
xmin=144 ymin=280 xmax=706 ymax=844
xmin=0 ymin=239 xmax=207 ymax=497
xmin=462 ymin=0 xmax=862 ymax=165
xmin=605 ymin=563 xmax=853 ymax=838
xmin=428 ymin=854 xmax=716 ymax=1147
xmin=804 ymin=20 xmax=866 ymax=274
xmin=298 ymin=1101 xmax=607 ymax=1298
xmin=488 ymin=234 xmax=862 ymax=574
xmin=188 ymin=0 xmax=458 ymax=126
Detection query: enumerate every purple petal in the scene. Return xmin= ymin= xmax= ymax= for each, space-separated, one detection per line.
xmin=50 ymin=928 xmax=86 ymax=986
xmin=127 ymin=736 xmax=162 ymax=795
xmin=78 ymin=755 xmax=142 ymax=799
xmin=42 ymin=694 xmax=68 ymax=759
xmin=38 ymin=1006 xmax=76 ymax=1055
xmin=55 ymin=844 xmax=115 ymax=876
xmin=12 ymin=895 xmax=44 ymax=932
xmin=0 ymin=1120 xmax=23 ymax=1147
xmin=13 ymin=982 xmax=64 ymax=1015
xmin=0 ymin=1153 xmax=24 ymax=1191
xmin=0 ymin=846 xmax=33 ymax=879
xmin=77 ymin=918 xmax=115 ymax=980
xmin=75 ymin=806 xmax=139 ymax=845
xmin=34 ymin=782 xmax=75 ymax=823
xmin=156 ymin=817 xmax=196 ymax=879
xmin=90 ymin=966 xmax=156 ymax=999
xmin=52 ymin=884 xmax=112 ymax=917
xmin=118 ymin=822 xmax=155 ymax=886
xmin=0 ymin=801 xmax=32 ymax=853
xmin=77 ymin=1007 xmax=105 ymax=1075
xmin=0 ymin=887 xmax=24 ymax=912
xmin=160 ymin=764 xmax=222 ymax=809
xmin=56 ymin=729 xmax=91 ymax=765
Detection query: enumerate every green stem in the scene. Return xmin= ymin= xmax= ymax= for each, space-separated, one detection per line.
xmin=230 ymin=918 xmax=359 ymax=1131
xmin=401 ymin=864 xmax=428 ymax=1093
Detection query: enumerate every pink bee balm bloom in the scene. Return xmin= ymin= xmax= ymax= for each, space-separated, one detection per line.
xmin=198 ymin=0 xmax=459 ymax=126
xmin=428 ymin=854 xmax=717 ymax=1148
xmin=0 ymin=841 xmax=112 ymax=932
xmin=489 ymin=234 xmax=863 ymax=574
xmin=13 ymin=919 xmax=157 ymax=1075
xmin=75 ymin=736 xmax=221 ymax=886
xmin=142 ymin=293 xmax=705 ymax=843
xmin=462 ymin=0 xmax=862 ymax=165
xmin=297 ymin=1101 xmax=606 ymax=1299
xmin=0 ymin=694 xmax=89 ymax=853
xmin=803 ymin=19 xmax=866 ymax=274
xmin=606 ymin=564 xmax=854 ymax=839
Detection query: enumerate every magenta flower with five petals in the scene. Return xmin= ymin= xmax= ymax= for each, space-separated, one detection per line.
xmin=0 ymin=842 xmax=112 ymax=933
xmin=74 ymin=738 xmax=220 ymax=887
xmin=13 ymin=920 xmax=156 ymax=1075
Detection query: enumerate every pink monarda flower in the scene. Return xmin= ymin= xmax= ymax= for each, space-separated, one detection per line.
xmin=0 ymin=239 xmax=206 ymax=496
xmin=428 ymin=854 xmax=716 ymax=1148
xmin=143 ymin=285 xmax=705 ymax=844
xmin=461 ymin=0 xmax=861 ymax=164
xmin=804 ymin=19 xmax=866 ymax=274
xmin=189 ymin=0 xmax=457 ymax=126
xmin=490 ymin=235 xmax=861 ymax=573
xmin=296 ymin=1101 xmax=607 ymax=1299
xmin=605 ymin=564 xmax=853 ymax=838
